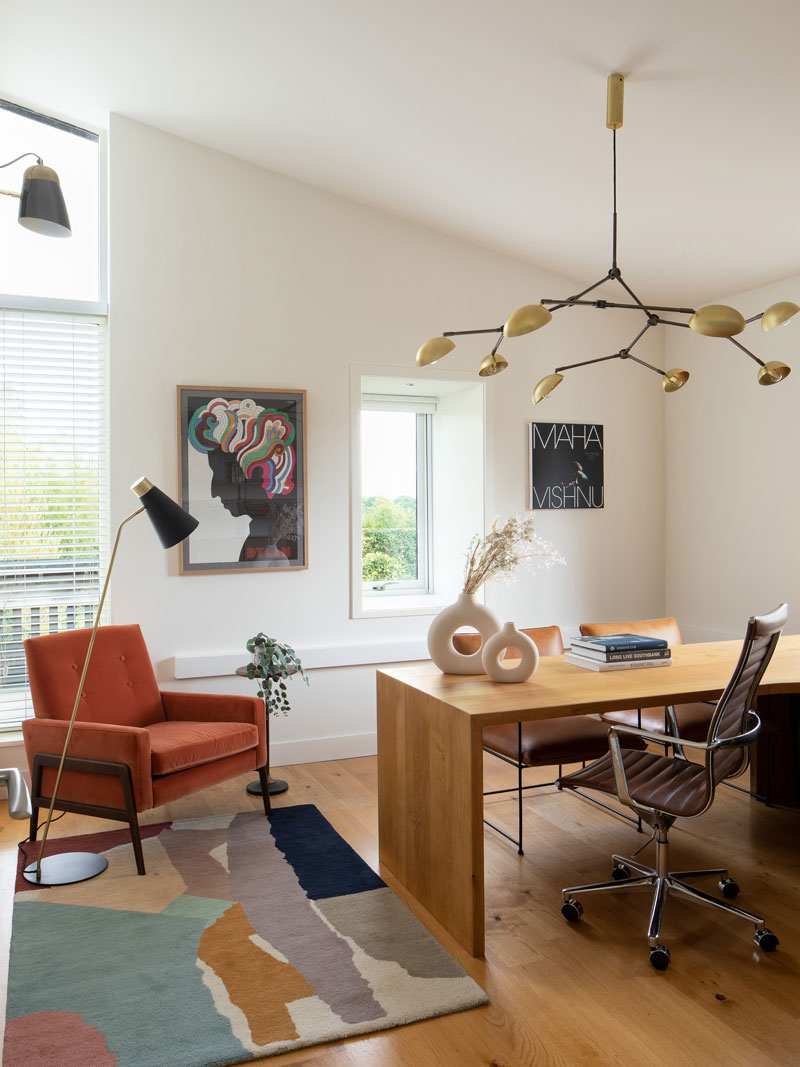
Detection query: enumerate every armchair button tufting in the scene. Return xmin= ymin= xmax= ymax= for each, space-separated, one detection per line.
xmin=119 ymin=655 xmax=126 ymax=662
xmin=126 ymin=680 xmax=133 ymax=687
xmin=71 ymin=664 xmax=78 ymax=670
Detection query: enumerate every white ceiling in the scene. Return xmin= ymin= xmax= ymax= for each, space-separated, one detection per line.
xmin=4 ymin=0 xmax=800 ymax=305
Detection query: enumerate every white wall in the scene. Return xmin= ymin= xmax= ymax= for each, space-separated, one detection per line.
xmin=664 ymin=275 xmax=800 ymax=641
xmin=108 ymin=115 xmax=667 ymax=764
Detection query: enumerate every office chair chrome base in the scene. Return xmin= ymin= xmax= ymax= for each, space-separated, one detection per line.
xmin=561 ymin=839 xmax=779 ymax=969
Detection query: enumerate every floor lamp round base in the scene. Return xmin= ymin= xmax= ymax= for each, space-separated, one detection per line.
xmin=247 ymin=778 xmax=289 ymax=797
xmin=22 ymin=851 xmax=109 ymax=886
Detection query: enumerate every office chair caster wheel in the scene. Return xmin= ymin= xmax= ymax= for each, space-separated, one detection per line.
xmin=754 ymin=928 xmax=779 ymax=952
xmin=612 ymin=863 xmax=631 ymax=880
xmin=649 ymin=945 xmax=671 ymax=970
xmin=719 ymin=878 xmax=739 ymax=899
xmin=561 ymin=898 xmax=583 ymax=923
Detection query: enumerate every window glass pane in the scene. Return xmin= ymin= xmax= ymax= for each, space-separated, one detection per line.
xmin=361 ymin=410 xmax=419 ymax=584
xmin=0 ymin=102 xmax=100 ymax=304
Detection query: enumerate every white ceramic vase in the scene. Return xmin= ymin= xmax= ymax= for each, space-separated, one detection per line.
xmin=427 ymin=592 xmax=500 ymax=674
xmin=481 ymin=622 xmax=540 ymax=683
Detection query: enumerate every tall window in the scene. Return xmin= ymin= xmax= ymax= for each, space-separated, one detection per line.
xmin=361 ymin=397 xmax=434 ymax=595
xmin=351 ymin=373 xmax=484 ymax=619
xmin=0 ymin=101 xmax=106 ymax=730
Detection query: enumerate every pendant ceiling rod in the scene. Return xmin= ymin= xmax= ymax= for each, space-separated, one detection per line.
xmin=414 ymin=72 xmax=796 ymax=396
xmin=618 ymin=129 xmax=622 ymax=273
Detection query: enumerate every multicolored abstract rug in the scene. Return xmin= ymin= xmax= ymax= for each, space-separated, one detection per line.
xmin=4 ymin=805 xmax=487 ymax=1066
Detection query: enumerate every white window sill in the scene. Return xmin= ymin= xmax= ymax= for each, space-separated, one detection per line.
xmin=353 ymin=592 xmax=452 ymax=620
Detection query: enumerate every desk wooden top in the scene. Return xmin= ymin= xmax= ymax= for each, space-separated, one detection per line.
xmin=378 ymin=635 xmax=800 ymax=726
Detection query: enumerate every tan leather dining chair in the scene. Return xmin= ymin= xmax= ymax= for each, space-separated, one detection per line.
xmin=559 ymin=604 xmax=787 ymax=970
xmin=579 ymin=617 xmax=713 ymax=740
xmin=454 ymin=625 xmax=646 ymax=854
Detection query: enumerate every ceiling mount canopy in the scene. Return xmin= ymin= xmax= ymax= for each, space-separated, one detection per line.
xmin=416 ymin=74 xmax=794 ymax=400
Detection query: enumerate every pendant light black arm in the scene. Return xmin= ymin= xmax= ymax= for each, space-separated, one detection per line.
xmin=545 ymin=275 xmax=611 ymax=313
xmin=541 ymin=297 xmax=696 ymax=315
xmin=443 ymin=325 xmax=504 ymax=338
xmin=726 ymin=335 xmax=766 ymax=368
xmin=555 ymin=351 xmax=625 ymax=374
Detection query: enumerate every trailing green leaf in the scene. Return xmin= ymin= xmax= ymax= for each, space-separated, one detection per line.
xmin=243 ymin=632 xmax=309 ymax=717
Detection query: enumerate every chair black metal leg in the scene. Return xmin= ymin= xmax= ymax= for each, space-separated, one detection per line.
xmin=516 ymin=723 xmax=524 ymax=855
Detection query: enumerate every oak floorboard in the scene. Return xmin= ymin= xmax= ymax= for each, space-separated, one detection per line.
xmin=1 ymin=753 xmax=799 ymax=1066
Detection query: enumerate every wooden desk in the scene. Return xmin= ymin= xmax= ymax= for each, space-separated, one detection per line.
xmin=376 ymin=636 xmax=800 ymax=957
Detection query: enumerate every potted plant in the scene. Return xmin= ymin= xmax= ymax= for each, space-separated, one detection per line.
xmin=245 ymin=633 xmax=308 ymax=714
xmin=242 ymin=633 xmax=308 ymax=797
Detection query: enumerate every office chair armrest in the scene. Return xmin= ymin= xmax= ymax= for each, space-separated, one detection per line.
xmin=607 ymin=713 xmax=761 ymax=753
xmin=606 ymin=713 xmax=761 ymax=813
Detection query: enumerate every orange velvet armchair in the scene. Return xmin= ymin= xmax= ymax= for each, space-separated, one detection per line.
xmin=23 ymin=624 xmax=268 ymax=875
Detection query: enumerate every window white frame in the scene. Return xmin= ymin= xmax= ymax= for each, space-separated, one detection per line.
xmin=360 ymin=398 xmax=434 ymax=597
xmin=350 ymin=365 xmax=485 ymax=620
xmin=0 ymin=101 xmax=107 ymax=732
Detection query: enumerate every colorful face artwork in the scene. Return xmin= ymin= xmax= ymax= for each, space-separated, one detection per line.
xmin=188 ymin=397 xmax=296 ymax=500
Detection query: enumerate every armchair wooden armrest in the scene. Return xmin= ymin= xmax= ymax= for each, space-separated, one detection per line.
xmin=22 ymin=718 xmax=153 ymax=809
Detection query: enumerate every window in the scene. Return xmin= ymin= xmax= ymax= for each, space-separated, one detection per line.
xmin=0 ymin=102 xmax=106 ymax=731
xmin=0 ymin=100 xmax=102 ymax=309
xmin=361 ymin=396 xmax=434 ymax=596
xmin=351 ymin=371 xmax=484 ymax=619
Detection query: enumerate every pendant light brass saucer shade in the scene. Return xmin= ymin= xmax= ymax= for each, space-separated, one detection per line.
xmin=416 ymin=74 xmax=794 ymax=400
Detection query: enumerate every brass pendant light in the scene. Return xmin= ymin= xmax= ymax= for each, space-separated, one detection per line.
xmin=416 ymin=74 xmax=794 ymax=398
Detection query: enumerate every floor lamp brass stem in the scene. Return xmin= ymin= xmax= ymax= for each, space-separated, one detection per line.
xmin=34 ymin=506 xmax=145 ymax=881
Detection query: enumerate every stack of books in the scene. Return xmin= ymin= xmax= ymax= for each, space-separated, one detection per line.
xmin=565 ymin=633 xmax=672 ymax=671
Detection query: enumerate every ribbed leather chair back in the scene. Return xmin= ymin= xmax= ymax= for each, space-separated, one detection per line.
xmin=707 ymin=604 xmax=788 ymax=787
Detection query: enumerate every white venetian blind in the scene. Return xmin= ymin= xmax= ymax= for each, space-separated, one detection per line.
xmin=0 ymin=309 xmax=108 ymax=729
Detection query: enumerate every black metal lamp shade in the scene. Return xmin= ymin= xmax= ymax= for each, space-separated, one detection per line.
xmin=131 ymin=477 xmax=199 ymax=548
xmin=18 ymin=164 xmax=71 ymax=238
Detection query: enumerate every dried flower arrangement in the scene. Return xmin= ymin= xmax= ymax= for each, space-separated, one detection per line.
xmin=462 ymin=513 xmax=565 ymax=594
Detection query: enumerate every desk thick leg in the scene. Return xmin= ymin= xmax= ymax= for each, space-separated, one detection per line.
xmin=377 ymin=673 xmax=485 ymax=956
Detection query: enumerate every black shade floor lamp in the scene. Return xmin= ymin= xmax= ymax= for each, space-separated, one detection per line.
xmin=22 ymin=477 xmax=198 ymax=886
xmin=0 ymin=151 xmax=71 ymax=237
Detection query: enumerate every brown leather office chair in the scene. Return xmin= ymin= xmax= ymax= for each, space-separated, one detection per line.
xmin=454 ymin=625 xmax=646 ymax=854
xmin=559 ymin=603 xmax=787 ymax=970
xmin=579 ymin=617 xmax=713 ymax=741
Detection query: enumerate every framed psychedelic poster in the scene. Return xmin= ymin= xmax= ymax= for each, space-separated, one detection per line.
xmin=177 ymin=386 xmax=308 ymax=573
xmin=529 ymin=421 xmax=604 ymax=509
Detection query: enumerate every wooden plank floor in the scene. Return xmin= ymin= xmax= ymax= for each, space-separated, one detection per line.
xmin=2 ymin=754 xmax=799 ymax=1066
